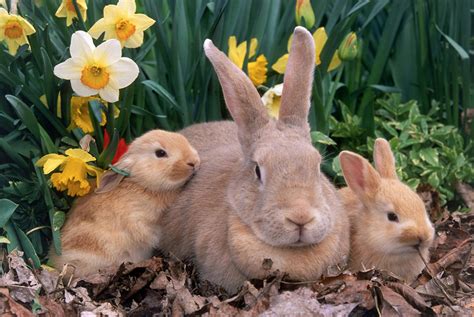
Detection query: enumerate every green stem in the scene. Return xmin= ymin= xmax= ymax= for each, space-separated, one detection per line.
xmin=324 ymin=64 xmax=344 ymax=121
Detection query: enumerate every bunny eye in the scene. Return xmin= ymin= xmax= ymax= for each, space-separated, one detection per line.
xmin=155 ymin=149 xmax=167 ymax=158
xmin=387 ymin=212 xmax=399 ymax=222
xmin=255 ymin=164 xmax=262 ymax=181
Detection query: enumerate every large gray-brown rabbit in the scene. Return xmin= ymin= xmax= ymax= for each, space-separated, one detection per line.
xmin=157 ymin=27 xmax=350 ymax=293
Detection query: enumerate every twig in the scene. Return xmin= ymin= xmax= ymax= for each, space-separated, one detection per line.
xmin=417 ymin=247 xmax=456 ymax=305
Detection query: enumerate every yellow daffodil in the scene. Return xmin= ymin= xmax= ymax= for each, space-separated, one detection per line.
xmin=261 ymin=83 xmax=283 ymax=119
xmin=295 ymin=0 xmax=315 ymax=29
xmin=68 ymin=96 xmax=107 ymax=133
xmin=53 ymin=31 xmax=139 ymax=103
xmin=89 ymin=0 xmax=155 ymax=48
xmin=272 ymin=27 xmax=341 ymax=74
xmin=36 ymin=148 xmax=103 ymax=197
xmin=0 ymin=8 xmax=36 ymax=55
xmin=0 ymin=0 xmax=6 ymax=9
xmin=228 ymin=36 xmax=268 ymax=86
xmin=55 ymin=0 xmax=87 ymax=26
xmin=40 ymin=93 xmax=62 ymax=118
xmin=313 ymin=27 xmax=341 ymax=70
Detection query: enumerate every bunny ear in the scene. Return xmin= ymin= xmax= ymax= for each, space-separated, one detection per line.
xmin=203 ymin=39 xmax=269 ymax=138
xmin=278 ymin=27 xmax=315 ymax=130
xmin=95 ymin=170 xmax=125 ymax=194
xmin=373 ymin=138 xmax=398 ymax=179
xmin=339 ymin=151 xmax=381 ymax=200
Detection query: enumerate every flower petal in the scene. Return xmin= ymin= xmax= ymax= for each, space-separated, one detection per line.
xmin=71 ymin=79 xmax=98 ymax=97
xmin=99 ymin=85 xmax=120 ymax=103
xmin=88 ymin=17 xmax=110 ymax=39
xmin=108 ymin=58 xmax=139 ymax=88
xmin=65 ymin=148 xmax=96 ymax=162
xmin=327 ymin=52 xmax=342 ymax=71
xmin=70 ymin=31 xmax=95 ymax=60
xmin=248 ymin=54 xmax=267 ymax=86
xmin=313 ymin=27 xmax=328 ymax=65
xmin=86 ymin=165 xmax=104 ymax=187
xmin=124 ymin=31 xmax=143 ymax=48
xmin=228 ymin=36 xmax=245 ymax=69
xmin=249 ymin=38 xmax=258 ymax=58
xmin=130 ymin=14 xmax=155 ymax=31
xmin=271 ymin=54 xmax=288 ymax=74
xmin=18 ymin=17 xmax=36 ymax=35
xmin=94 ymin=39 xmax=122 ymax=66
xmin=118 ymin=0 xmax=136 ymax=14
xmin=36 ymin=154 xmax=67 ymax=174
xmin=54 ymin=58 xmax=83 ymax=80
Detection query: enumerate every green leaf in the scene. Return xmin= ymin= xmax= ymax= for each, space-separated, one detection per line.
xmin=52 ymin=211 xmax=66 ymax=232
xmin=419 ymin=148 xmax=439 ymax=166
xmin=435 ymin=25 xmax=469 ymax=60
xmin=0 ymin=199 xmax=18 ymax=228
xmin=142 ymin=80 xmax=181 ymax=113
xmin=14 ymin=224 xmax=41 ymax=268
xmin=5 ymin=95 xmax=41 ymax=143
xmin=310 ymin=131 xmax=337 ymax=145
xmin=4 ymin=222 xmax=20 ymax=253
xmin=98 ymin=128 xmax=119 ymax=168
xmin=427 ymin=172 xmax=440 ymax=188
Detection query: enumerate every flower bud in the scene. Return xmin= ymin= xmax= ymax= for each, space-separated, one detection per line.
xmin=295 ymin=0 xmax=315 ymax=29
xmin=338 ymin=32 xmax=359 ymax=61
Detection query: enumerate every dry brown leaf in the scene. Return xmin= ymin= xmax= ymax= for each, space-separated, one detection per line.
xmin=376 ymin=285 xmax=421 ymax=316
xmin=386 ymin=282 xmax=435 ymax=315
xmin=0 ymin=288 xmax=34 ymax=317
xmin=428 ymin=238 xmax=473 ymax=276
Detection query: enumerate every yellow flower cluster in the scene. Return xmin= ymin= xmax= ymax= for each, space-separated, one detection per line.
xmin=36 ymin=149 xmax=103 ymax=197
xmin=227 ymin=36 xmax=268 ymax=87
xmin=38 ymin=0 xmax=155 ymax=196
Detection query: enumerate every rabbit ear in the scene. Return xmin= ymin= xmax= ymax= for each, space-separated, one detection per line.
xmin=278 ymin=27 xmax=315 ymax=130
xmin=203 ymin=39 xmax=269 ymax=137
xmin=95 ymin=156 xmax=132 ymax=194
xmin=95 ymin=170 xmax=125 ymax=194
xmin=339 ymin=151 xmax=381 ymax=200
xmin=373 ymin=138 xmax=398 ymax=179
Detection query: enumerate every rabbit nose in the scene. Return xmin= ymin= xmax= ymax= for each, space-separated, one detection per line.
xmin=412 ymin=236 xmax=425 ymax=249
xmin=286 ymin=216 xmax=314 ymax=229
xmin=187 ymin=160 xmax=200 ymax=170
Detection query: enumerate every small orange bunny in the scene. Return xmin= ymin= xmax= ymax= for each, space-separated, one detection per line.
xmin=339 ymin=138 xmax=434 ymax=282
xmin=49 ymin=129 xmax=200 ymax=278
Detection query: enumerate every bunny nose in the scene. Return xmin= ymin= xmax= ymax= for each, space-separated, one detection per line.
xmin=286 ymin=215 xmax=314 ymax=229
xmin=187 ymin=159 xmax=200 ymax=170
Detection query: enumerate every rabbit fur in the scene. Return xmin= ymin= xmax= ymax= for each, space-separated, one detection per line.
xmin=157 ymin=27 xmax=350 ymax=293
xmin=339 ymin=138 xmax=435 ymax=282
xmin=49 ymin=129 xmax=200 ymax=278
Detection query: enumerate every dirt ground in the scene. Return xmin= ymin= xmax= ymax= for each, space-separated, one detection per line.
xmin=1 ymin=206 xmax=473 ymax=316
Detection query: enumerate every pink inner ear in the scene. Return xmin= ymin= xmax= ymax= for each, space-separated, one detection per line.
xmin=350 ymin=158 xmax=365 ymax=190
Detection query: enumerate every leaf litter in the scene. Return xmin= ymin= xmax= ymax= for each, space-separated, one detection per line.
xmin=0 ymin=209 xmax=472 ymax=316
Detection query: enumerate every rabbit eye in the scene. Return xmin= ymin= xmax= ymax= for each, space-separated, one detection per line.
xmin=255 ymin=165 xmax=261 ymax=181
xmin=387 ymin=212 xmax=399 ymax=222
xmin=155 ymin=149 xmax=167 ymax=158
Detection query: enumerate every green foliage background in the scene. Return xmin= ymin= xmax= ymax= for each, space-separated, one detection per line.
xmin=0 ymin=0 xmax=472 ymax=265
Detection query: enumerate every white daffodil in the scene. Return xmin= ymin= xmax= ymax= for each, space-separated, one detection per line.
xmin=53 ymin=31 xmax=139 ymax=103
xmin=261 ymin=83 xmax=283 ymax=119
xmin=89 ymin=0 xmax=155 ymax=48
